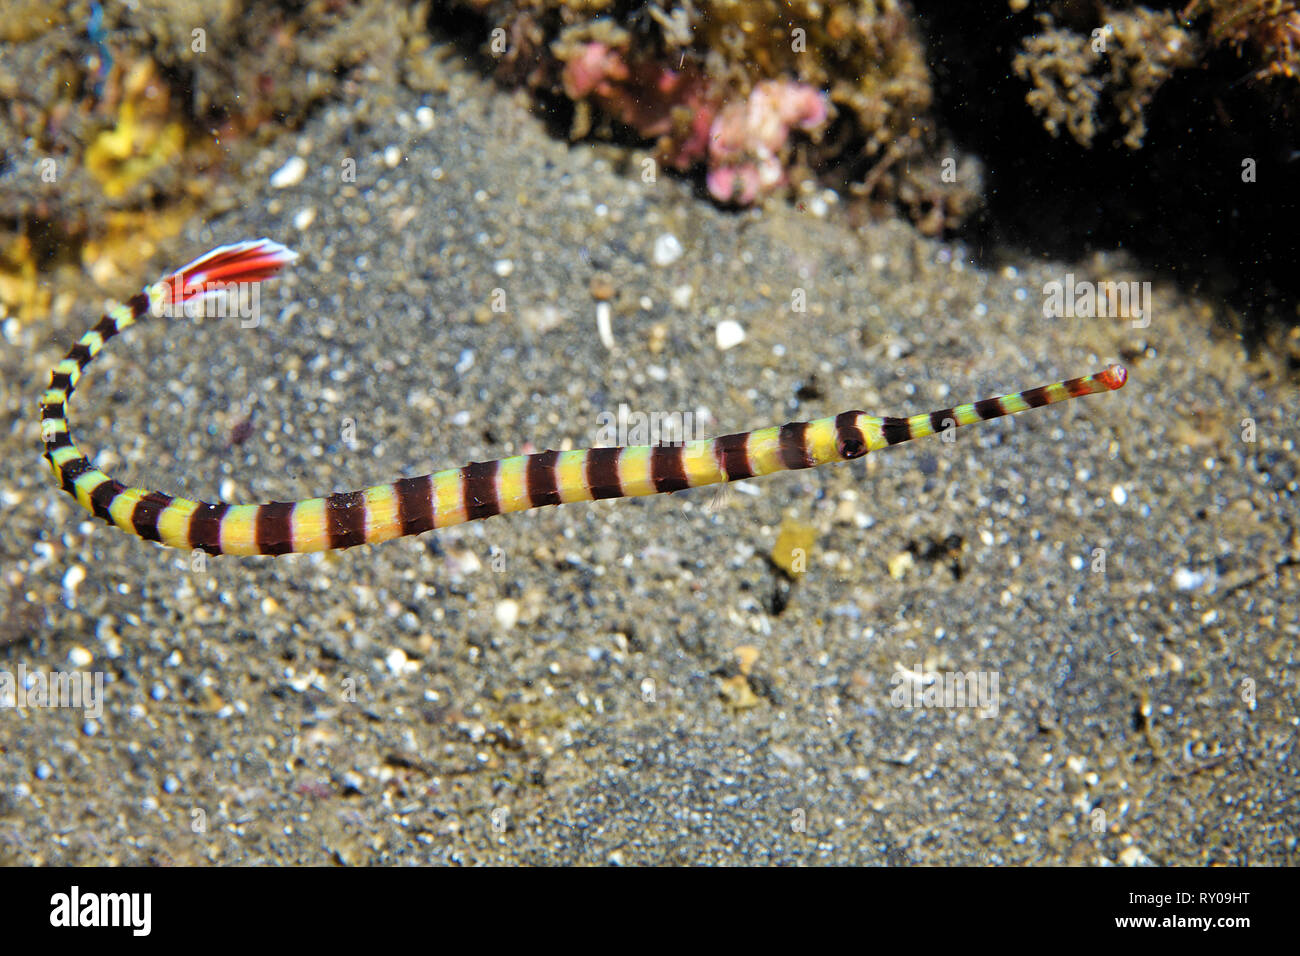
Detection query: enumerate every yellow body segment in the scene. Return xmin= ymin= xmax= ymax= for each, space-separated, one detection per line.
xmin=432 ymin=469 xmax=466 ymax=527
xmin=155 ymin=499 xmax=200 ymax=549
xmin=219 ymin=504 xmax=261 ymax=556
xmin=107 ymin=487 xmax=149 ymax=532
xmin=363 ymin=484 xmax=400 ymax=544
xmin=616 ymin=446 xmax=656 ymax=497
xmin=291 ymin=497 xmax=329 ymax=552
xmin=556 ymin=450 xmax=593 ymax=503
xmin=745 ymin=426 xmax=784 ymax=476
xmin=805 ymin=419 xmax=840 ymax=466
xmin=71 ymin=468 xmax=110 ymax=513
xmin=682 ymin=439 xmax=724 ymax=487
xmin=496 ymin=455 xmax=532 ymax=513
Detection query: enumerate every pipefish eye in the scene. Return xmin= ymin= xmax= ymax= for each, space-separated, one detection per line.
xmin=837 ymin=436 xmax=866 ymax=460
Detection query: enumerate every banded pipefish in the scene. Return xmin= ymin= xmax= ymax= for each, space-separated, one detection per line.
xmin=40 ymin=239 xmax=1128 ymax=556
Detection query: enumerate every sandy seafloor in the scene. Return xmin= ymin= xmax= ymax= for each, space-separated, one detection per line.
xmin=1 ymin=63 xmax=1297 ymax=866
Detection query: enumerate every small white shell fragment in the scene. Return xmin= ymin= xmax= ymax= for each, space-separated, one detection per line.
xmin=521 ymin=305 xmax=567 ymax=333
xmin=61 ymin=566 xmax=85 ymax=608
xmin=596 ymin=301 xmax=615 ymax=350
xmin=1111 ymin=484 xmax=1128 ymax=505
xmin=293 ymin=207 xmax=316 ymax=231
xmin=652 ymin=233 xmax=683 ymax=266
xmin=68 ymin=646 xmax=93 ymax=667
xmin=383 ymin=146 xmax=402 ymax=168
xmin=416 ymin=106 xmax=435 ymax=130
xmin=270 ymin=156 xmax=308 ymax=189
xmin=444 ymin=547 xmax=481 ymax=577
xmin=494 ymin=599 xmax=520 ymax=630
xmin=715 ymin=319 xmax=746 ymax=350
xmin=385 ymin=648 xmax=417 ymax=676
xmin=1118 ymin=845 xmax=1155 ymax=867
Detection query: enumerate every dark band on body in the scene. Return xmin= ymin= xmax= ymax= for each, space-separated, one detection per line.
xmin=586 ymin=447 xmax=624 ymax=500
xmin=131 ymin=490 xmax=174 ymax=543
xmin=779 ymin=422 xmax=814 ymax=469
xmin=190 ymin=501 xmax=230 ymax=554
xmin=325 ymin=491 xmax=367 ymax=549
xmin=394 ymin=475 xmax=435 ymax=535
xmin=649 ymin=445 xmax=689 ymax=493
xmin=256 ymin=500 xmax=297 ymax=555
xmin=527 ymin=450 xmax=561 ymax=507
xmin=461 ymin=459 xmax=501 ymax=521
xmin=880 ymin=417 xmax=913 ymax=446
xmin=714 ymin=432 xmax=753 ymax=480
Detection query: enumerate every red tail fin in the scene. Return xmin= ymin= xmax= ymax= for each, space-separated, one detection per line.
xmin=158 ymin=239 xmax=297 ymax=304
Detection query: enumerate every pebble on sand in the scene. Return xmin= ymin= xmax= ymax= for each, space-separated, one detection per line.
xmin=653 ymin=233 xmax=683 ymax=266
xmin=494 ymin=599 xmax=520 ymax=630
xmin=715 ymin=319 xmax=746 ymax=350
xmin=61 ymin=566 xmax=85 ymax=609
xmin=270 ymin=156 xmax=308 ymax=188
xmin=596 ymin=301 xmax=615 ymax=350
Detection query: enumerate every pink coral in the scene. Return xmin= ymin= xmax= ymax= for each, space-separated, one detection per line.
xmin=705 ymin=81 xmax=829 ymax=204
xmin=560 ymin=42 xmax=711 ymax=144
xmin=558 ymin=43 xmax=828 ymax=205
xmin=561 ymin=42 xmax=630 ymax=101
